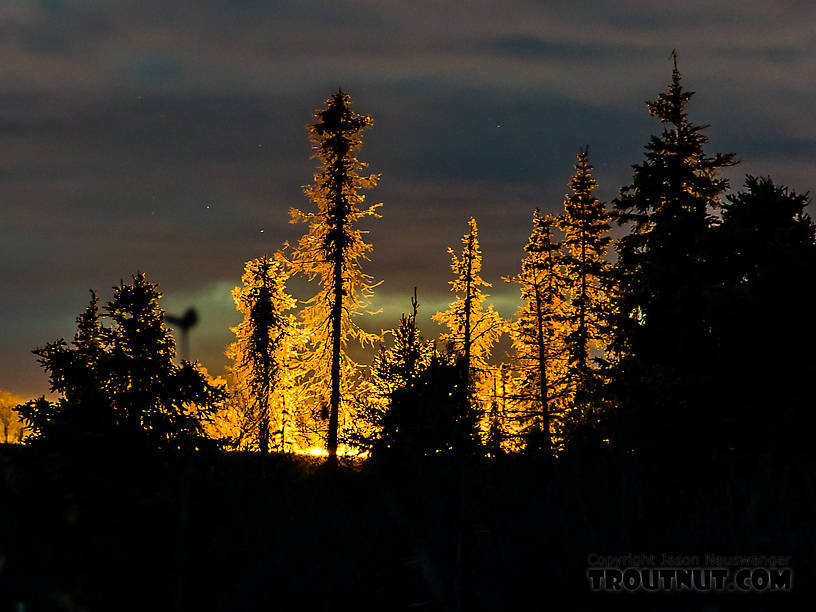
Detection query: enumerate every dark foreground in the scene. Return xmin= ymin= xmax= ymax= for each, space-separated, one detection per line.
xmin=0 ymin=444 xmax=812 ymax=611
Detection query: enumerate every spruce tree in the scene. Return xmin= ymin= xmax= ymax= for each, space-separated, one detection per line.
xmin=554 ymin=148 xmax=613 ymax=447
xmin=290 ymin=90 xmax=381 ymax=459
xmin=18 ymin=292 xmax=111 ymax=441
xmin=708 ymin=176 xmax=816 ymax=455
xmin=348 ymin=290 xmax=435 ymax=455
xmin=370 ymin=290 xmax=434 ymax=398
xmin=557 ymin=148 xmax=612 ymax=377
xmin=227 ymin=254 xmax=299 ymax=453
xmin=375 ymin=351 xmax=476 ymax=461
xmin=107 ymin=273 xmax=222 ymax=446
xmin=433 ymin=217 xmax=504 ymax=443
xmin=609 ymin=55 xmax=736 ymax=452
xmin=505 ymin=210 xmax=563 ymax=457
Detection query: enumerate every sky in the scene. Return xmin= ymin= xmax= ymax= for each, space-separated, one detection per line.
xmin=2 ymin=0 xmax=814 ymax=397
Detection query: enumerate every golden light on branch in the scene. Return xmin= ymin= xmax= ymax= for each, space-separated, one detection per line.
xmin=226 ymin=253 xmax=308 ymax=453
xmin=289 ymin=90 xmax=382 ymax=459
xmin=504 ymin=209 xmax=567 ymax=457
xmin=433 ymin=217 xmax=505 ymax=441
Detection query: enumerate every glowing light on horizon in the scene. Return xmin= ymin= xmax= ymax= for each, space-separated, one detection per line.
xmin=295 ymin=444 xmax=367 ymax=458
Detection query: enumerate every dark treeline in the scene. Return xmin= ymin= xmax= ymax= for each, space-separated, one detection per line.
xmin=3 ymin=59 xmax=815 ymax=610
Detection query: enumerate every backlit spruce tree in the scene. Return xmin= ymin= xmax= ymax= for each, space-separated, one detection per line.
xmin=557 ymin=148 xmax=612 ymax=376
xmin=290 ymin=90 xmax=381 ymax=459
xmin=226 ymin=254 xmax=300 ymax=453
xmin=555 ymin=149 xmax=613 ymax=441
xmin=505 ymin=210 xmax=564 ymax=457
xmin=433 ymin=217 xmax=504 ymax=442
xmin=609 ymin=55 xmax=736 ymax=452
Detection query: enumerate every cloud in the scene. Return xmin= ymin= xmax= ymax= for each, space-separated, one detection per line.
xmin=1 ymin=0 xmax=815 ymax=395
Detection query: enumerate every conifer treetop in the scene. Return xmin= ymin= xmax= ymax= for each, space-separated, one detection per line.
xmin=227 ymin=253 xmax=297 ymax=378
xmin=616 ymin=57 xmax=737 ymax=233
xmin=434 ymin=217 xmax=504 ymax=369
xmin=289 ymin=90 xmax=382 ymax=345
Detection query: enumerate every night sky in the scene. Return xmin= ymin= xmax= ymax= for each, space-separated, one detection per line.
xmin=2 ymin=0 xmax=814 ymax=397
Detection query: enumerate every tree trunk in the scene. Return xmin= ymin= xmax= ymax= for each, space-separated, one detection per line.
xmin=463 ymin=235 xmax=473 ymax=395
xmin=327 ymin=182 xmax=346 ymax=461
xmin=460 ymin=235 xmax=474 ymax=446
xmin=259 ymin=337 xmax=272 ymax=454
xmin=578 ymin=206 xmax=588 ymax=373
xmin=535 ymin=285 xmax=551 ymax=459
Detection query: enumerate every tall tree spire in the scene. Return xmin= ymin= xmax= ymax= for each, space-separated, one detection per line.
xmin=608 ymin=57 xmax=737 ymax=452
xmin=290 ymin=90 xmax=381 ymax=460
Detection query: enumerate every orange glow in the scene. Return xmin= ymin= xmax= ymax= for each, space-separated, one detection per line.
xmin=295 ymin=444 xmax=366 ymax=458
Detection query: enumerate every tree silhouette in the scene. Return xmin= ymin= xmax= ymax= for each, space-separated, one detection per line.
xmin=289 ymin=90 xmax=381 ymax=460
xmin=17 ymin=274 xmax=223 ymax=449
xmin=18 ymin=291 xmax=113 ymax=441
xmin=227 ymin=254 xmax=300 ymax=453
xmin=373 ymin=351 xmax=480 ymax=461
xmin=373 ymin=290 xmax=433 ymax=394
xmin=348 ymin=290 xmax=435 ymax=454
xmin=608 ymin=55 xmax=737 ymax=453
xmin=505 ymin=210 xmax=563 ymax=457
xmin=707 ymin=176 xmax=816 ymax=455
xmin=433 ymin=217 xmax=504 ymax=443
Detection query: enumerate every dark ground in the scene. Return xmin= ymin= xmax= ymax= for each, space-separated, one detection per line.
xmin=1 ymin=444 xmax=812 ymax=611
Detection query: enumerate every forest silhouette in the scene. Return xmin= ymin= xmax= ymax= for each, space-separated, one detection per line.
xmin=2 ymin=61 xmax=814 ymax=611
